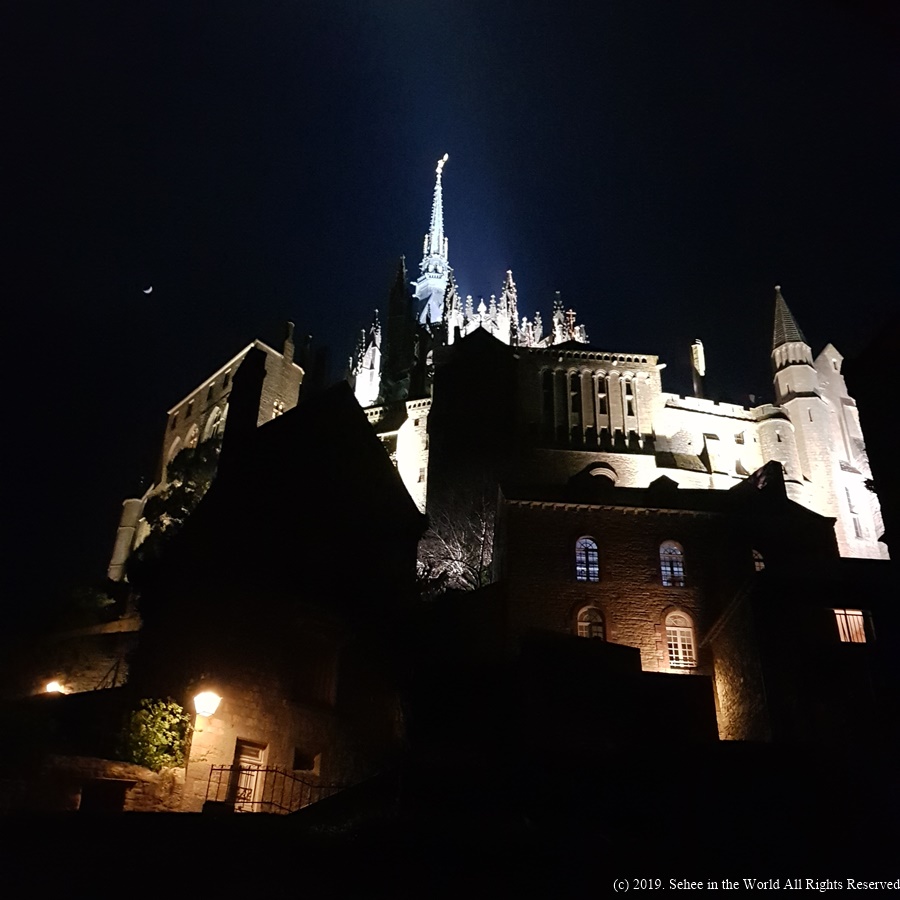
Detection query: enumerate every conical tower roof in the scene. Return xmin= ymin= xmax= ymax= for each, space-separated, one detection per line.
xmin=772 ymin=285 xmax=807 ymax=350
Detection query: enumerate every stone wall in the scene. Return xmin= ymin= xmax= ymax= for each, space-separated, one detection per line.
xmin=30 ymin=755 xmax=184 ymax=812
xmin=26 ymin=618 xmax=140 ymax=697
xmin=182 ymin=673 xmax=338 ymax=813
xmin=708 ymin=594 xmax=772 ymax=741
xmin=500 ymin=501 xmax=729 ymax=674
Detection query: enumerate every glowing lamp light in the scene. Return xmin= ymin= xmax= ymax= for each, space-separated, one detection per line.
xmin=193 ymin=691 xmax=222 ymax=718
xmin=45 ymin=681 xmax=64 ymax=694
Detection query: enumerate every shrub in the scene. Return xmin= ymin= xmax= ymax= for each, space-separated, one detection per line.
xmin=119 ymin=698 xmax=192 ymax=772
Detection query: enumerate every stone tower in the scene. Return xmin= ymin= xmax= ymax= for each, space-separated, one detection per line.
xmin=771 ymin=287 xmax=886 ymax=559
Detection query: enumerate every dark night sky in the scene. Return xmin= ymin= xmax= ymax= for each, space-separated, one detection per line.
xmin=6 ymin=1 xmax=899 ymax=628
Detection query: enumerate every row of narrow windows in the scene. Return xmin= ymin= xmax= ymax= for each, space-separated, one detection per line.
xmin=170 ymin=370 xmax=233 ymax=430
xmin=576 ymin=538 xmax=767 ymax=585
xmin=542 ymin=370 xmax=637 ymax=432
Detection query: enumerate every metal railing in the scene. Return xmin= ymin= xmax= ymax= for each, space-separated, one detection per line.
xmin=205 ymin=765 xmax=342 ymax=814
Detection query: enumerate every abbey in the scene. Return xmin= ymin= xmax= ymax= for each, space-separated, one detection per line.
xmin=8 ymin=157 xmax=895 ymax=826
xmin=102 ymin=155 xmax=887 ymax=582
xmin=346 ymin=156 xmax=886 ymax=561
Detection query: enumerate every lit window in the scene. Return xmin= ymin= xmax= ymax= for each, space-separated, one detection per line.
xmin=576 ymin=606 xmax=605 ymax=639
xmin=575 ymin=537 xmax=599 ymax=582
xmin=666 ymin=612 xmax=696 ymax=668
xmin=272 ymin=399 xmax=285 ymax=419
xmin=834 ymin=609 xmax=867 ymax=643
xmin=659 ymin=540 xmax=685 ymax=587
xmin=752 ymin=549 xmax=765 ymax=572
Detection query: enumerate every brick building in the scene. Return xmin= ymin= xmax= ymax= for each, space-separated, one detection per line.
xmin=493 ymin=463 xmax=896 ymax=748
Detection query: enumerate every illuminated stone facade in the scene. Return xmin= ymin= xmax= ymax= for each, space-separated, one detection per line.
xmin=106 ymin=326 xmax=304 ymax=581
xmin=347 ymin=161 xmax=886 ymax=563
xmin=493 ymin=466 xmax=891 ymax=743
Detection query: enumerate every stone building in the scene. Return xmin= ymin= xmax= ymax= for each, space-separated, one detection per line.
xmin=10 ymin=156 xmax=892 ymax=820
xmin=346 ymin=156 xmax=887 ymax=563
xmin=103 ymin=155 xmax=886 ymax=587
xmin=107 ymin=324 xmax=304 ymax=582
xmin=3 ymin=369 xmax=425 ymax=814
xmin=126 ymin=364 xmax=425 ymax=811
xmin=493 ymin=462 xmax=896 ymax=747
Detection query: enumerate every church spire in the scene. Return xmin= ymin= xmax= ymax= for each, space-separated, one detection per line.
xmin=416 ymin=154 xmax=453 ymax=325
xmin=426 ymin=154 xmax=449 ymax=260
xmin=772 ymin=285 xmax=807 ymax=350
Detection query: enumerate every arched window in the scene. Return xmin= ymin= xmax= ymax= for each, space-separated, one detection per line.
xmin=203 ymin=403 xmax=228 ymax=441
xmin=665 ymin=612 xmax=696 ymax=669
xmin=659 ymin=540 xmax=685 ymax=587
xmin=752 ymin=549 xmax=765 ymax=572
xmin=575 ymin=537 xmax=599 ymax=582
xmin=576 ymin=606 xmax=605 ymax=640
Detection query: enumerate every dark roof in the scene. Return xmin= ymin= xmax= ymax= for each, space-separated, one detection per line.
xmin=501 ymin=464 xmax=832 ymax=527
xmin=772 ymin=287 xmax=808 ymax=350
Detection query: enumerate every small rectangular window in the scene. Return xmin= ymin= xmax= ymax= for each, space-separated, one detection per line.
xmin=293 ymin=748 xmax=317 ymax=771
xmin=735 ymin=432 xmax=745 ymax=444
xmin=834 ymin=609 xmax=867 ymax=643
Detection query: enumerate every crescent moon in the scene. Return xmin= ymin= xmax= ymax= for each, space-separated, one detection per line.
xmin=143 ymin=286 xmax=153 ymax=294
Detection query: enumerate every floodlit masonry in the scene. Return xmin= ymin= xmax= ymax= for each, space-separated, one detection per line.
xmin=108 ymin=158 xmax=886 ymax=584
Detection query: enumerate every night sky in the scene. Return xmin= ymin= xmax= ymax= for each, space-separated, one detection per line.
xmin=7 ymin=1 xmax=898 ymax=629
